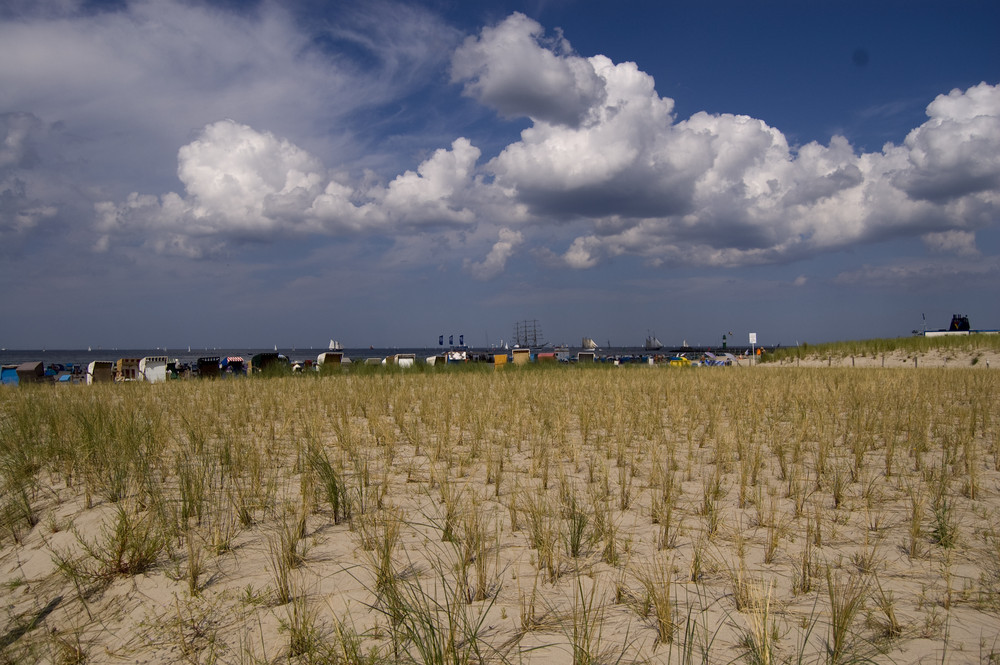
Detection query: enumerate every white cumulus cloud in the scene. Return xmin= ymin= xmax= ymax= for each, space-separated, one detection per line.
xmin=447 ymin=15 xmax=1000 ymax=269
xmin=380 ymin=138 xmax=481 ymax=226
xmin=892 ymin=82 xmax=1000 ymax=203
xmin=562 ymin=236 xmax=602 ymax=269
xmin=86 ymin=11 xmax=1000 ymax=279
xmin=177 ymin=120 xmax=327 ymax=236
xmin=451 ymin=12 xmax=606 ymax=128
xmin=95 ymin=122 xmax=491 ymax=255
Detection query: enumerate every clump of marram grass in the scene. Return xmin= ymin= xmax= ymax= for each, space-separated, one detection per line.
xmin=561 ymin=485 xmax=592 ymax=560
xmin=268 ymin=506 xmax=311 ymax=605
xmin=281 ymin=578 xmax=326 ymax=660
xmin=565 ymin=573 xmax=610 ymax=665
xmin=825 ymin=568 xmax=869 ymax=665
xmin=306 ymin=441 xmax=351 ymax=524
xmin=519 ymin=485 xmax=563 ymax=582
xmin=633 ymin=554 xmax=675 ymax=644
xmin=868 ymin=575 xmax=902 ymax=643
xmin=737 ymin=578 xmax=776 ymax=665
xmin=454 ymin=490 xmax=501 ymax=603
xmin=367 ymin=546 xmax=505 ymax=665
xmin=0 ymin=394 xmax=51 ymax=544
xmin=53 ymin=501 xmax=166 ymax=588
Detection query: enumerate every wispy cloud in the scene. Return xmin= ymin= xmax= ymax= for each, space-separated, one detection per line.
xmin=834 ymin=256 xmax=1000 ymax=289
xmin=463 ymin=227 xmax=524 ymax=280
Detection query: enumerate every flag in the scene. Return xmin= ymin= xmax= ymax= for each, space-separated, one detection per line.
xmin=459 ymin=334 xmax=464 ymax=346
xmin=439 ymin=335 xmax=444 ymax=346
xmin=449 ymin=335 xmax=453 ymax=346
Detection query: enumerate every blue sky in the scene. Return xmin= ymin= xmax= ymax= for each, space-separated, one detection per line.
xmin=2 ymin=0 xmax=998 ymax=349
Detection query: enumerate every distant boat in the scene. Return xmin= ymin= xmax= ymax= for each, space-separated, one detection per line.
xmin=918 ymin=314 xmax=999 ymax=337
xmin=329 ymin=339 xmax=343 ymax=351
xmin=644 ymin=332 xmax=663 ymax=351
xmin=513 ymin=319 xmax=545 ymax=349
xmin=581 ymin=337 xmax=598 ymax=350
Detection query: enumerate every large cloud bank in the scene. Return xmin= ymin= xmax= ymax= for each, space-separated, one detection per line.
xmin=94 ymin=123 xmax=486 ymax=258
xmin=42 ymin=12 xmax=1000 ymax=273
xmin=462 ymin=15 xmax=1000 ymax=269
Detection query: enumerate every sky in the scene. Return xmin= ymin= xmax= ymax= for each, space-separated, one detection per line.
xmin=2 ymin=0 xmax=999 ymax=350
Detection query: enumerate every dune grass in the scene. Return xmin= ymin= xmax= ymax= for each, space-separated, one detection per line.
xmin=761 ymin=332 xmax=1000 ymax=363
xmin=0 ymin=363 xmax=999 ymax=663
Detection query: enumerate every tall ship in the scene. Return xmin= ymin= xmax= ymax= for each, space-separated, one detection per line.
xmin=644 ymin=332 xmax=663 ymax=351
xmin=328 ymin=339 xmax=343 ymax=351
xmin=514 ymin=319 xmax=545 ymax=348
xmin=581 ymin=337 xmax=598 ymax=350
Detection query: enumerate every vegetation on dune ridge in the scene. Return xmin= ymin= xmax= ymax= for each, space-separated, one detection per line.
xmin=1 ymin=366 xmax=999 ymax=664
xmin=761 ymin=333 xmax=1000 ymax=363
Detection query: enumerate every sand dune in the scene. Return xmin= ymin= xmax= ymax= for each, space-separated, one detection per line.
xmin=1 ymin=366 xmax=998 ymax=664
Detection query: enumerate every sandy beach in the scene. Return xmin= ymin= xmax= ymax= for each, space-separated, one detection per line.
xmin=768 ymin=348 xmax=1000 ymax=370
xmin=1 ymin=363 xmax=998 ymax=664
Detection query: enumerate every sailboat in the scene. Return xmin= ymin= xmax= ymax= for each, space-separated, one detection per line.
xmin=581 ymin=337 xmax=598 ymax=350
xmin=329 ymin=339 xmax=343 ymax=351
xmin=644 ymin=332 xmax=663 ymax=351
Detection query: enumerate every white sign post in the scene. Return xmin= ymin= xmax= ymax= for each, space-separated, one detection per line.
xmin=749 ymin=333 xmax=757 ymax=364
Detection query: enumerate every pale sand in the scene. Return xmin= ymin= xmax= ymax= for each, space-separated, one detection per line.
xmin=767 ymin=349 xmax=1000 ymax=369
xmin=1 ymin=367 xmax=998 ymax=664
